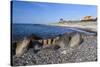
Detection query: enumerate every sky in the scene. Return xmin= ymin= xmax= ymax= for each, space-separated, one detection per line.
xmin=12 ymin=1 xmax=97 ymax=24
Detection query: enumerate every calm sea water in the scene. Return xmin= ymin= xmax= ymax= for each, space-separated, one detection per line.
xmin=12 ymin=24 xmax=96 ymax=41
xmin=12 ymin=24 xmax=75 ymax=41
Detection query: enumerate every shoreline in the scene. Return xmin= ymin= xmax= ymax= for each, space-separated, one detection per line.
xmin=12 ymin=22 xmax=97 ymax=66
xmin=50 ymin=22 xmax=97 ymax=32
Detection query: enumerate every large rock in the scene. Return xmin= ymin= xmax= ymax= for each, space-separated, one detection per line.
xmin=28 ymin=41 xmax=43 ymax=53
xmin=55 ymin=33 xmax=70 ymax=49
xmin=69 ymin=33 xmax=83 ymax=47
xmin=15 ymin=37 xmax=31 ymax=57
xmin=15 ymin=37 xmax=43 ymax=57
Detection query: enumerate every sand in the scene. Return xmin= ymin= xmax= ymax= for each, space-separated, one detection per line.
xmin=51 ymin=22 xmax=97 ymax=32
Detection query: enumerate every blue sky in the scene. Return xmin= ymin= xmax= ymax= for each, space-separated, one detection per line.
xmin=12 ymin=1 xmax=97 ymax=24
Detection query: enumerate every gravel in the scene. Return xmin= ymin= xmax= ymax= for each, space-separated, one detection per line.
xmin=12 ymin=35 xmax=97 ymax=66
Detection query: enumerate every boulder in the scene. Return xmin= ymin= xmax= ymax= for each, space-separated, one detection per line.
xmin=15 ymin=37 xmax=31 ymax=57
xmin=55 ymin=33 xmax=70 ymax=49
xmin=69 ymin=33 xmax=83 ymax=47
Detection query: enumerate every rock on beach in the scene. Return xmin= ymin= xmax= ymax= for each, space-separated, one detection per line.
xmin=12 ymin=34 xmax=97 ymax=66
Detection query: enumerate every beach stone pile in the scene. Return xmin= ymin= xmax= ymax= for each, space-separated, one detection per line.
xmin=12 ymin=35 xmax=97 ymax=66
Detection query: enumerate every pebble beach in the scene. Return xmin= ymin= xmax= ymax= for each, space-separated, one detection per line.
xmin=12 ymin=34 xmax=97 ymax=66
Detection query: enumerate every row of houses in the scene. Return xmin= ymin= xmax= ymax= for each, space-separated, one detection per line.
xmin=82 ymin=16 xmax=97 ymax=21
xmin=59 ymin=16 xmax=97 ymax=23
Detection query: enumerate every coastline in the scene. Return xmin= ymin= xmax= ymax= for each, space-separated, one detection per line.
xmin=50 ymin=21 xmax=97 ymax=32
xmin=12 ymin=22 xmax=97 ymax=66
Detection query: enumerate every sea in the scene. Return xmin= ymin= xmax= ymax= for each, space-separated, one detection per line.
xmin=12 ymin=24 xmax=75 ymax=41
xmin=12 ymin=24 xmax=95 ymax=41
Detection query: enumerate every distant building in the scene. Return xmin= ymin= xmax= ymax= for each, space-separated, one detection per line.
xmin=81 ymin=16 xmax=97 ymax=22
xmin=59 ymin=18 xmax=63 ymax=22
xmin=59 ymin=18 xmax=67 ymax=23
xmin=83 ymin=16 xmax=93 ymax=21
